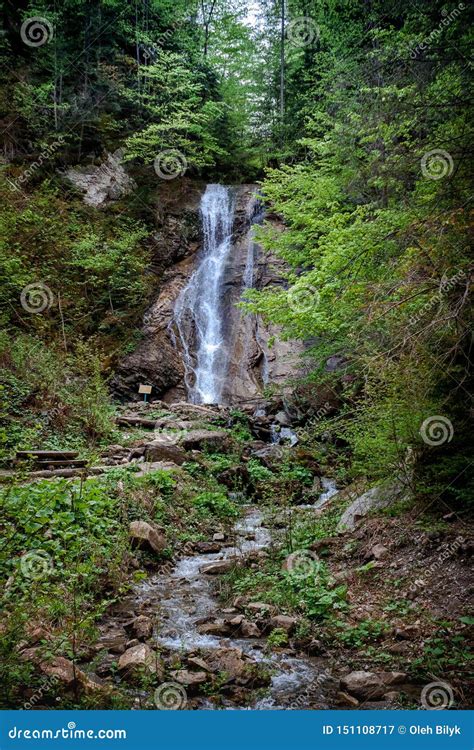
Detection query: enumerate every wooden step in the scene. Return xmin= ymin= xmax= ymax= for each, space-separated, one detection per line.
xmin=16 ymin=450 xmax=79 ymax=460
xmin=35 ymin=459 xmax=88 ymax=469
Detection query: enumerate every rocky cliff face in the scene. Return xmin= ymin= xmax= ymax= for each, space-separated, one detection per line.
xmin=112 ymin=182 xmax=304 ymax=403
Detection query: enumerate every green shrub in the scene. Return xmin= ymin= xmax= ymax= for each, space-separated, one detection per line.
xmin=192 ymin=491 xmax=238 ymax=519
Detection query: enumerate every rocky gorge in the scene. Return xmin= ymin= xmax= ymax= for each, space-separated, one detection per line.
xmin=111 ymin=180 xmax=305 ymax=404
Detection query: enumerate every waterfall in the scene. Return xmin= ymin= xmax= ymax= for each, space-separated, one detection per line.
xmin=173 ymin=184 xmax=235 ymax=404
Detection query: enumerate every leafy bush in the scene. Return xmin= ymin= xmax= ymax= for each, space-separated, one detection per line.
xmin=192 ymin=491 xmax=238 ymax=519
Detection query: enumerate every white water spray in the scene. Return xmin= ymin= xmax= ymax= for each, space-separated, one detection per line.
xmin=174 ymin=185 xmax=235 ymax=404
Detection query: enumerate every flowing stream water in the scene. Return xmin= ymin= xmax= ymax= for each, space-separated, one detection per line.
xmin=174 ymin=184 xmax=235 ymax=404
xmin=133 ymin=484 xmax=339 ymax=710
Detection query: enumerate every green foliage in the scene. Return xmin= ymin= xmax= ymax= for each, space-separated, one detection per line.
xmin=244 ymin=0 xmax=471 ymax=494
xmin=124 ymin=50 xmax=227 ymax=170
xmin=246 ymin=458 xmax=274 ymax=483
xmin=332 ymin=619 xmax=389 ymax=648
xmin=192 ymin=491 xmax=238 ymax=519
xmin=0 ymin=477 xmax=127 ymax=598
xmin=266 ymin=627 xmax=289 ymax=649
xmin=0 ymin=334 xmax=116 ymax=462
xmin=410 ymin=625 xmax=471 ymax=678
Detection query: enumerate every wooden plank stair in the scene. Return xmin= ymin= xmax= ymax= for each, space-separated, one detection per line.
xmin=14 ymin=450 xmax=87 ymax=471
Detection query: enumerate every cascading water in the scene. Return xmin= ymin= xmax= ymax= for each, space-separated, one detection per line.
xmin=173 ymin=185 xmax=235 ymax=404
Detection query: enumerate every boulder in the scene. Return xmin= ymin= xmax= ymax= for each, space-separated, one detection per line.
xmin=117 ymin=644 xmax=163 ymax=681
xmin=170 ymin=669 xmax=207 ymax=686
xmin=97 ymin=626 xmax=128 ymax=654
xmin=336 ymin=691 xmax=360 ymax=707
xmin=129 ymin=521 xmax=166 ymax=555
xmin=144 ymin=441 xmax=187 ymax=465
xmin=196 ymin=620 xmax=230 ymax=636
xmin=227 ymin=614 xmax=244 ymax=627
xmin=371 ymin=543 xmax=389 ymax=560
xmin=186 ymin=656 xmax=212 ymax=672
xmin=131 ymin=615 xmax=154 ymax=640
xmin=240 ymin=620 xmax=261 ymax=638
xmin=251 ymin=444 xmax=284 ymax=469
xmin=194 ymin=541 xmax=222 ymax=553
xmin=213 ymin=532 xmax=226 ymax=542
xmin=39 ymin=656 xmax=80 ymax=688
xmin=341 ymin=671 xmax=407 ymax=700
xmin=274 ymin=410 xmax=291 ymax=426
xmin=64 ymin=150 xmax=136 ymax=207
xmin=269 ymin=615 xmax=298 ymax=634
xmin=206 ymin=647 xmax=248 ymax=680
xmin=181 ymin=430 xmax=231 ymax=452
xmin=37 ymin=656 xmax=109 ymax=696
xmin=200 ymin=559 xmax=238 ymax=575
xmin=246 ymin=602 xmax=275 ymax=615
xmin=337 ymin=481 xmax=412 ymax=532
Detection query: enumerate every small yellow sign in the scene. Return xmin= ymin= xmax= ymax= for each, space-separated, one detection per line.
xmin=138 ymin=384 xmax=152 ymax=395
